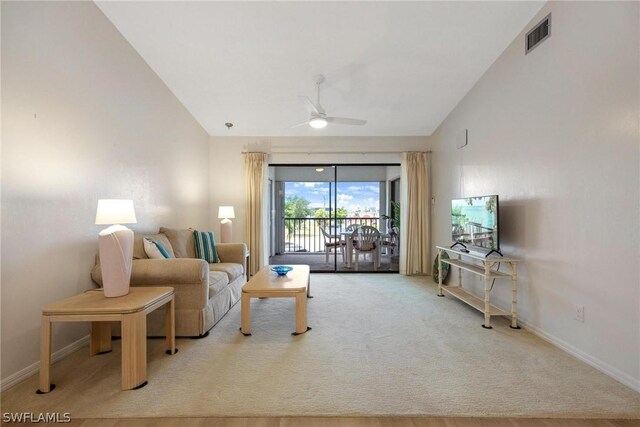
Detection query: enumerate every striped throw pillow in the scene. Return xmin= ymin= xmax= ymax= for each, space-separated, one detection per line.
xmin=193 ymin=230 xmax=219 ymax=263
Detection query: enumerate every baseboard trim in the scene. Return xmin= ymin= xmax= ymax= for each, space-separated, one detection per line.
xmin=519 ymin=319 xmax=640 ymax=393
xmin=1 ymin=334 xmax=90 ymax=392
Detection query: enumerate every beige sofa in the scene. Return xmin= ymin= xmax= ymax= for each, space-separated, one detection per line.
xmin=91 ymin=227 xmax=247 ymax=337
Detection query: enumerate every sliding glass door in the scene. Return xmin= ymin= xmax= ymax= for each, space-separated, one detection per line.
xmin=268 ymin=164 xmax=400 ymax=273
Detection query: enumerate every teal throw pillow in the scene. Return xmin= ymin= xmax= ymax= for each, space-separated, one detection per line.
xmin=143 ymin=237 xmax=172 ymax=259
xmin=193 ymin=230 xmax=219 ymax=263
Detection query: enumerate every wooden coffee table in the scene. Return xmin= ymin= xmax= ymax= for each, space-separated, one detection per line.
xmin=240 ymin=265 xmax=311 ymax=336
xmin=38 ymin=287 xmax=177 ymax=393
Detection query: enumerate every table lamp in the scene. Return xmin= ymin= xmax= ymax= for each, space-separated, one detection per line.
xmin=218 ymin=206 xmax=235 ymax=243
xmin=95 ymin=199 xmax=137 ymax=297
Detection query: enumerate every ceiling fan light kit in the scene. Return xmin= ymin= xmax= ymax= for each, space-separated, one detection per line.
xmin=309 ymin=117 xmax=328 ymax=129
xmin=294 ymin=74 xmax=367 ymax=130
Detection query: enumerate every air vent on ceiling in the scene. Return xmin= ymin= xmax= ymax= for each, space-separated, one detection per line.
xmin=526 ymin=14 xmax=551 ymax=55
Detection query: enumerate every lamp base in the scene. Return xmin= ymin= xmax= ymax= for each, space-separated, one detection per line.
xmin=220 ymin=219 xmax=233 ymax=243
xmin=98 ymin=225 xmax=134 ymax=297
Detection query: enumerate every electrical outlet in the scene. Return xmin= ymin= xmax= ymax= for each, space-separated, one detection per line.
xmin=575 ymin=305 xmax=585 ymax=322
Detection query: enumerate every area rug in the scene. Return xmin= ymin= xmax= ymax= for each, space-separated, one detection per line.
xmin=2 ymin=274 xmax=639 ymax=418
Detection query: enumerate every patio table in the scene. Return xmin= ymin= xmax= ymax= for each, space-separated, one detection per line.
xmin=340 ymin=231 xmax=389 ymax=268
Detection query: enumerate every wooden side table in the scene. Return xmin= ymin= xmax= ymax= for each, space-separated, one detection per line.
xmin=38 ymin=286 xmax=176 ymax=393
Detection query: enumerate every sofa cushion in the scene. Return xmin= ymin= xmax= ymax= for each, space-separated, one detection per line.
xmin=210 ymin=263 xmax=244 ymax=282
xmin=133 ymin=233 xmax=149 ymax=259
xmin=208 ymin=271 xmax=229 ymax=299
xmin=193 ymin=230 xmax=219 ymax=263
xmin=160 ymin=227 xmax=196 ymax=259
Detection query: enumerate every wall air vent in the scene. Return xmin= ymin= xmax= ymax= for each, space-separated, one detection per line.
xmin=526 ymin=14 xmax=551 ymax=55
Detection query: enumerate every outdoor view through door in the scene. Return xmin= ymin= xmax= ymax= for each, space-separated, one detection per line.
xmin=268 ymin=165 xmax=400 ymax=273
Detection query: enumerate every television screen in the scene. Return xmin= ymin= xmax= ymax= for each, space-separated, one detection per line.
xmin=451 ymin=195 xmax=499 ymax=250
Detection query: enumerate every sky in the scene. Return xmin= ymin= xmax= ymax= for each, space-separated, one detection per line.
xmin=285 ymin=181 xmax=380 ymax=214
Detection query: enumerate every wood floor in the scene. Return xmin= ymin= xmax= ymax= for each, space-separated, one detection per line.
xmin=66 ymin=417 xmax=640 ymax=427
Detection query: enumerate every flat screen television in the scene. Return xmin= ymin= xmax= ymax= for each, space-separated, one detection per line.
xmin=451 ymin=195 xmax=499 ymax=252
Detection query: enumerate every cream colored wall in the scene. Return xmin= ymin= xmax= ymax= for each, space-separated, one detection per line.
xmin=430 ymin=1 xmax=639 ymax=390
xmin=209 ymin=136 xmax=428 ymax=244
xmin=1 ymin=1 xmax=210 ymax=383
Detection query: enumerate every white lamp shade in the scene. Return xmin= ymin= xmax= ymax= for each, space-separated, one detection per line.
xmin=95 ymin=199 xmax=137 ymax=225
xmin=218 ymin=206 xmax=235 ymax=219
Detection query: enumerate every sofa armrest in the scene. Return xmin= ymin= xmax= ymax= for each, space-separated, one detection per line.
xmin=92 ymin=258 xmax=209 ymax=286
xmin=91 ymin=258 xmax=209 ymax=310
xmin=216 ymin=243 xmax=248 ymax=270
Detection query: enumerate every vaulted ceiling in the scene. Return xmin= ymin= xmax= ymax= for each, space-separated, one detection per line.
xmin=97 ymin=1 xmax=544 ymax=137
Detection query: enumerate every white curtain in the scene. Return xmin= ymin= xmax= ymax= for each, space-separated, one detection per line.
xmin=243 ymin=152 xmax=269 ymax=276
xmin=400 ymin=152 xmax=431 ymax=275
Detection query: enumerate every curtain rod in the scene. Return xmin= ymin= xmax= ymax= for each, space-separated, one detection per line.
xmin=242 ymin=150 xmax=431 ymax=155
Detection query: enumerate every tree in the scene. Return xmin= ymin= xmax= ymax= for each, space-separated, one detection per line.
xmin=314 ymin=208 xmax=329 ymax=219
xmin=314 ymin=207 xmax=349 ymax=231
xmin=336 ymin=207 xmax=348 ymax=218
xmin=313 ymin=207 xmax=348 ymax=219
xmin=284 ymin=195 xmax=313 ymax=236
xmin=285 ymin=195 xmax=312 ymax=218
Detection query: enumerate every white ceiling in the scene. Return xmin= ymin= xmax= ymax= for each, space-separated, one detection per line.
xmin=97 ymin=1 xmax=544 ymax=137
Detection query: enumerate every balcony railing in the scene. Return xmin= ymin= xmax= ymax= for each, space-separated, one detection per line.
xmin=283 ymin=217 xmax=381 ymax=253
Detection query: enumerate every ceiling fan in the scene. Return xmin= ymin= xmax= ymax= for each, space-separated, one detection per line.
xmin=293 ymin=75 xmax=367 ymax=129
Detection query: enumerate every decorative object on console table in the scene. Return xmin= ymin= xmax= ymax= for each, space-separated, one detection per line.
xmin=95 ymin=199 xmax=137 ymax=297
xmin=218 ymin=206 xmax=235 ymax=243
xmin=432 ymin=251 xmax=450 ymax=284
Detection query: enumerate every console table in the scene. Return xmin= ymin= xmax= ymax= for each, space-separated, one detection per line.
xmin=436 ymin=246 xmax=519 ymax=329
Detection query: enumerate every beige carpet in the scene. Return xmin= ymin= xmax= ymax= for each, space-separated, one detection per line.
xmin=3 ymin=274 xmax=640 ymax=418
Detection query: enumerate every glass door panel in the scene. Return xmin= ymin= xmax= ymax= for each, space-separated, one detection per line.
xmin=335 ymin=165 xmax=399 ymax=272
xmin=269 ymin=165 xmax=336 ymax=272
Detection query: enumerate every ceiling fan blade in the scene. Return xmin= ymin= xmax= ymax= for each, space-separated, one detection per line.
xmin=289 ymin=120 xmax=310 ymax=128
xmin=298 ymin=96 xmax=320 ymax=115
xmin=326 ymin=117 xmax=367 ymax=126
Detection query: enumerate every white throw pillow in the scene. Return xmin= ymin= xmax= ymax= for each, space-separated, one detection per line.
xmin=143 ymin=237 xmax=173 ymax=259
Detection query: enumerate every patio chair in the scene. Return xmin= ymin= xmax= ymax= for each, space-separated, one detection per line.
xmin=345 ymin=223 xmax=361 ymax=233
xmin=319 ymin=225 xmax=345 ymax=264
xmin=353 ymin=225 xmax=380 ymax=271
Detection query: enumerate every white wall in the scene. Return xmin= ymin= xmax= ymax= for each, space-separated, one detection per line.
xmin=431 ymin=1 xmax=640 ymax=390
xmin=1 ymin=1 xmax=210 ymax=384
xmin=209 ymin=136 xmax=428 ymax=243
